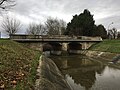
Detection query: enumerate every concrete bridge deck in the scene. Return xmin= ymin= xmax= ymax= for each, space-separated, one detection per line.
xmin=10 ymin=34 xmax=102 ymax=42
xmin=11 ymin=38 xmax=102 ymax=42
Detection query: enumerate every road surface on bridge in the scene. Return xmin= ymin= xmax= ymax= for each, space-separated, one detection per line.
xmin=11 ymin=38 xmax=102 ymax=42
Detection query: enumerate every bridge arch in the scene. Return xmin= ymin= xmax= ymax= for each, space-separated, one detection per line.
xmin=43 ymin=43 xmax=52 ymax=52
xmin=43 ymin=42 xmax=62 ymax=55
xmin=49 ymin=42 xmax=62 ymax=55
xmin=49 ymin=42 xmax=62 ymax=51
xmin=68 ymin=42 xmax=82 ymax=50
xmin=68 ymin=42 xmax=82 ymax=54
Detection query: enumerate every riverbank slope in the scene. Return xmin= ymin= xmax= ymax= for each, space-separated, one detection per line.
xmin=86 ymin=40 xmax=120 ymax=68
xmin=0 ymin=39 xmax=40 ymax=89
xmin=35 ymin=55 xmax=71 ymax=90
xmin=89 ymin=40 xmax=120 ymax=53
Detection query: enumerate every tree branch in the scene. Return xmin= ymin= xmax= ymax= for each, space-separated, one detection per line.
xmin=0 ymin=0 xmax=15 ymax=9
xmin=0 ymin=0 xmax=6 ymax=5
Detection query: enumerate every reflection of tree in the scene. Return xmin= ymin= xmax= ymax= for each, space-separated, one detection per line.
xmin=96 ymin=65 xmax=105 ymax=75
xmin=69 ymin=70 xmax=96 ymax=90
xmin=51 ymin=56 xmax=105 ymax=90
xmin=68 ymin=59 xmax=83 ymax=68
xmin=64 ymin=64 xmax=105 ymax=90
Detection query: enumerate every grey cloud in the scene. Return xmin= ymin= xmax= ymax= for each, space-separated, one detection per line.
xmin=96 ymin=15 xmax=120 ymax=30
xmin=2 ymin=0 xmax=120 ymax=31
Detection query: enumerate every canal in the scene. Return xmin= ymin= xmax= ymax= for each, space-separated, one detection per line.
xmin=50 ymin=55 xmax=120 ymax=90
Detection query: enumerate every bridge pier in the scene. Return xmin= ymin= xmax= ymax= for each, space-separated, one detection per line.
xmin=81 ymin=42 xmax=95 ymax=50
xmin=81 ymin=42 xmax=87 ymax=50
xmin=62 ymin=43 xmax=68 ymax=51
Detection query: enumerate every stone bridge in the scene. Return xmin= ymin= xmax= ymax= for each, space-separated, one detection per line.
xmin=10 ymin=34 xmax=102 ymax=55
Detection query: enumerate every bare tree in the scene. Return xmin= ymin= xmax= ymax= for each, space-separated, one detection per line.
xmin=108 ymin=27 xmax=118 ymax=39
xmin=59 ymin=19 xmax=66 ymax=35
xmin=26 ymin=23 xmax=45 ymax=35
xmin=45 ymin=17 xmax=66 ymax=35
xmin=1 ymin=16 xmax=21 ymax=36
xmin=0 ymin=0 xmax=15 ymax=10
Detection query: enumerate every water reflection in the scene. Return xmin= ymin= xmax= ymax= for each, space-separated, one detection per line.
xmin=50 ymin=55 xmax=120 ymax=90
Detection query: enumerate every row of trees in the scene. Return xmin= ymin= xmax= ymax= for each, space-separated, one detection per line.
xmin=1 ymin=16 xmax=67 ymax=36
xmin=1 ymin=8 xmax=119 ymax=39
xmin=26 ymin=17 xmax=66 ymax=35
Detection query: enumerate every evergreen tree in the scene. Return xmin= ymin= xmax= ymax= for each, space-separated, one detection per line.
xmin=96 ymin=24 xmax=107 ymax=39
xmin=66 ymin=9 xmax=95 ymax=36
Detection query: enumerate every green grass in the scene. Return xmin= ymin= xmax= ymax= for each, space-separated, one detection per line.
xmin=89 ymin=40 xmax=120 ymax=53
xmin=0 ymin=39 xmax=40 ymax=89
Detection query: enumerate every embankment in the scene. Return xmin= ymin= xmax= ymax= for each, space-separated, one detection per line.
xmin=86 ymin=51 xmax=118 ymax=61
xmin=86 ymin=40 xmax=120 ymax=60
xmin=85 ymin=40 xmax=120 ymax=68
xmin=0 ymin=39 xmax=40 ymax=89
xmin=35 ymin=55 xmax=71 ymax=90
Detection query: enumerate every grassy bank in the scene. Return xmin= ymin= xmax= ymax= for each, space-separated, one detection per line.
xmin=89 ymin=40 xmax=120 ymax=53
xmin=89 ymin=40 xmax=120 ymax=69
xmin=0 ymin=39 xmax=40 ymax=89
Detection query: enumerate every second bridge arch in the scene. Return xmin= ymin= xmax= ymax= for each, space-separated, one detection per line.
xmin=67 ymin=42 xmax=82 ymax=54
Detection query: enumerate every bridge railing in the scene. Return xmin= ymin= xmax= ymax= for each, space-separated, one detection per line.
xmin=10 ymin=34 xmax=43 ymax=39
xmin=10 ymin=34 xmax=73 ymax=39
xmin=10 ymin=34 xmax=102 ymax=41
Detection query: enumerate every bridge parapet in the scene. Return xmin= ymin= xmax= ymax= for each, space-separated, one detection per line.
xmin=10 ymin=34 xmax=72 ymax=39
xmin=10 ymin=34 xmax=102 ymax=41
xmin=10 ymin=34 xmax=42 ymax=39
xmin=78 ymin=36 xmax=102 ymax=41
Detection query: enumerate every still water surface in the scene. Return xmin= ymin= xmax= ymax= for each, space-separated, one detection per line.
xmin=50 ymin=55 xmax=120 ymax=90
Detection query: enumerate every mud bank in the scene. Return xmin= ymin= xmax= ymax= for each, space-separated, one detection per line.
xmin=86 ymin=51 xmax=118 ymax=60
xmin=85 ymin=51 xmax=120 ymax=69
xmin=35 ymin=55 xmax=71 ymax=90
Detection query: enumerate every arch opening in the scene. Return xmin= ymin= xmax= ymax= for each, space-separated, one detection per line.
xmin=68 ymin=42 xmax=82 ymax=54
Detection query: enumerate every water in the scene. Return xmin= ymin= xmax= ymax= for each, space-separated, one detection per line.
xmin=50 ymin=55 xmax=120 ymax=90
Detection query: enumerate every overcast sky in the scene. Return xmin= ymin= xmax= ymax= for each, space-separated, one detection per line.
xmin=1 ymin=0 xmax=120 ymax=37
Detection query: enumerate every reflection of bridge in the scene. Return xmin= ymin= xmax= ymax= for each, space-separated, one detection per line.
xmin=10 ymin=34 xmax=102 ymax=55
xmin=52 ymin=56 xmax=105 ymax=90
